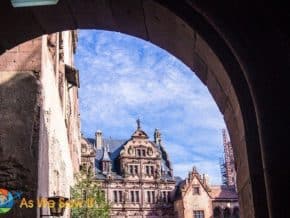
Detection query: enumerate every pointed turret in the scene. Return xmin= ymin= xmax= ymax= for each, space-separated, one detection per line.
xmin=154 ymin=128 xmax=162 ymax=145
xmin=102 ymin=144 xmax=111 ymax=174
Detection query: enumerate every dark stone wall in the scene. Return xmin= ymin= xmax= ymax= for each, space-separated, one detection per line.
xmin=0 ymin=33 xmax=42 ymax=218
xmin=0 ymin=36 xmax=42 ymax=217
xmin=0 ymin=71 xmax=40 ymax=217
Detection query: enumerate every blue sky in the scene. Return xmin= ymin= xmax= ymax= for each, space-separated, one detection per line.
xmin=75 ymin=30 xmax=226 ymax=184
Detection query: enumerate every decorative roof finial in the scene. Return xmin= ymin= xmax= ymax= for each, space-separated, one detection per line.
xmin=137 ymin=118 xmax=141 ymax=129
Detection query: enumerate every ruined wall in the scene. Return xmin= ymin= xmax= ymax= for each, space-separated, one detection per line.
xmin=0 ymin=32 xmax=80 ymax=218
xmin=62 ymin=31 xmax=81 ymax=173
xmin=37 ymin=32 xmax=79 ymax=218
xmin=0 ymin=38 xmax=42 ymax=217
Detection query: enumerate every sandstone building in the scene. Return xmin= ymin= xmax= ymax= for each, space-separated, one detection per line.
xmin=174 ymin=130 xmax=239 ymax=218
xmin=81 ymin=123 xmax=239 ymax=218
xmin=81 ymin=120 xmax=176 ymax=217
xmin=174 ymin=167 xmax=239 ymax=218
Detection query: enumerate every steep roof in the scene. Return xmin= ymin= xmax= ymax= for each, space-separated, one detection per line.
xmin=210 ymin=185 xmax=238 ymax=200
xmin=87 ymin=138 xmax=127 ymax=174
xmin=173 ymin=167 xmax=238 ymax=202
xmin=86 ymin=120 xmax=174 ymax=180
xmin=86 ymin=136 xmax=173 ymax=180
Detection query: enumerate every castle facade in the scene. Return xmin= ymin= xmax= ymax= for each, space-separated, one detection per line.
xmin=81 ymin=122 xmax=239 ymax=218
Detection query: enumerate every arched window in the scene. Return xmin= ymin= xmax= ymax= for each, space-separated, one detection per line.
xmin=213 ymin=207 xmax=222 ymax=218
xmin=233 ymin=207 xmax=239 ymax=218
xmin=223 ymin=207 xmax=231 ymax=218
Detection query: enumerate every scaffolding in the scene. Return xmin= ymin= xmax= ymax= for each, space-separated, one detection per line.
xmin=220 ymin=129 xmax=236 ymax=187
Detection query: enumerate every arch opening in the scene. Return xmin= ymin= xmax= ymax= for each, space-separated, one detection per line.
xmin=0 ymin=1 xmax=270 ymax=217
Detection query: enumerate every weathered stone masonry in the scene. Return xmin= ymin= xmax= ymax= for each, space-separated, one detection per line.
xmin=0 ymin=31 xmax=80 ymax=218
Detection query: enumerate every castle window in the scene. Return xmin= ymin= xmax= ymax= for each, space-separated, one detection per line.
xmin=152 ymin=191 xmax=155 ymax=203
xmin=113 ymin=190 xmax=118 ymax=203
xmin=145 ymin=165 xmax=154 ymax=176
xmin=137 ymin=149 xmax=141 ymax=157
xmin=147 ymin=191 xmax=151 ymax=203
xmin=113 ymin=190 xmax=123 ymax=203
xmin=130 ymin=191 xmax=140 ymax=203
xmin=134 ymin=165 xmax=138 ymax=174
xmin=147 ymin=191 xmax=155 ymax=203
xmin=128 ymin=165 xmax=139 ymax=175
xmin=162 ymin=191 xmax=166 ymax=202
xmin=193 ymin=186 xmax=200 ymax=195
xmin=136 ymin=148 xmax=146 ymax=157
xmin=193 ymin=210 xmax=204 ymax=218
xmin=130 ymin=191 xmax=134 ymax=202
xmin=135 ymin=191 xmax=139 ymax=202
xmin=119 ymin=191 xmax=123 ymax=202
xmin=161 ymin=191 xmax=171 ymax=203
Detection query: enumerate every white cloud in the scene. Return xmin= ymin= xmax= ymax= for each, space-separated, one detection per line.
xmin=75 ymin=30 xmax=226 ymax=183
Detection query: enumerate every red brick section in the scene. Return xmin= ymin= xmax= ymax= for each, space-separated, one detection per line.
xmin=0 ymin=38 xmax=42 ymax=72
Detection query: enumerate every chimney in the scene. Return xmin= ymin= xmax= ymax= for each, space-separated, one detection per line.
xmin=95 ymin=130 xmax=103 ymax=150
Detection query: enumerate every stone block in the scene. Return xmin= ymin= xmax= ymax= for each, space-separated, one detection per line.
xmin=206 ymin=70 xmax=228 ymax=113
xmin=192 ymin=52 xmax=207 ymax=85
xmin=0 ymin=42 xmax=41 ymax=71
xmin=144 ymin=0 xmax=195 ymax=68
xmin=18 ymin=37 xmax=42 ymax=52
xmin=235 ymin=137 xmax=251 ymax=191
xmin=239 ymin=181 xmax=255 ymax=218
xmin=195 ymin=34 xmax=232 ymax=93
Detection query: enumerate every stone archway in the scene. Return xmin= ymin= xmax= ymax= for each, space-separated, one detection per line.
xmin=1 ymin=1 xmax=289 ymax=218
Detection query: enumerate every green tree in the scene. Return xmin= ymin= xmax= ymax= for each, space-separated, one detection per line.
xmin=71 ymin=169 xmax=110 ymax=218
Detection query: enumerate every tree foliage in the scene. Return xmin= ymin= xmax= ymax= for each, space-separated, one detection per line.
xmin=71 ymin=169 xmax=110 ymax=218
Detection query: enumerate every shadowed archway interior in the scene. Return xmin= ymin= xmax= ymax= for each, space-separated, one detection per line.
xmin=1 ymin=1 xmax=290 ymax=218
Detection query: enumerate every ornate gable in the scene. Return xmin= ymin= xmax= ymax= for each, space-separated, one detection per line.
xmin=120 ymin=120 xmax=161 ymax=160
